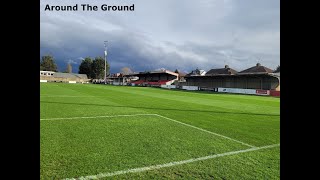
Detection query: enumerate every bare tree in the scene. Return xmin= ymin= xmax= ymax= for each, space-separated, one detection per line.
xmin=121 ymin=67 xmax=133 ymax=75
xmin=67 ymin=63 xmax=72 ymax=73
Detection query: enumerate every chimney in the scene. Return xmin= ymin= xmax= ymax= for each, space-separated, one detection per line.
xmin=225 ymin=65 xmax=229 ymax=69
xmin=256 ymin=63 xmax=261 ymax=67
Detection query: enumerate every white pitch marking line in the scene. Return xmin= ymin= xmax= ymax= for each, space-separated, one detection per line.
xmin=154 ymin=114 xmax=255 ymax=148
xmin=40 ymin=114 xmax=158 ymax=121
xmin=63 ymin=144 xmax=280 ymax=180
xmin=40 ymin=96 xmax=96 ymax=97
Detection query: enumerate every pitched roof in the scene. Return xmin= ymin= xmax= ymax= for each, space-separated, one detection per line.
xmin=273 ymin=66 xmax=280 ymax=73
xmin=178 ymin=71 xmax=187 ymax=77
xmin=174 ymin=70 xmax=187 ymax=77
xmin=186 ymin=69 xmax=206 ymax=76
xmin=206 ymin=65 xmax=237 ymax=75
xmin=128 ymin=70 xmax=178 ymax=77
xmin=238 ymin=63 xmax=273 ymax=74
xmin=53 ymin=73 xmax=88 ymax=79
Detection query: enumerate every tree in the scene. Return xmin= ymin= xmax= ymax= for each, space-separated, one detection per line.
xmin=120 ymin=67 xmax=133 ymax=75
xmin=79 ymin=57 xmax=93 ymax=78
xmin=274 ymin=65 xmax=280 ymax=73
xmin=174 ymin=69 xmax=179 ymax=73
xmin=91 ymin=56 xmax=109 ymax=79
xmin=78 ymin=56 xmax=110 ymax=79
xmin=40 ymin=55 xmax=57 ymax=72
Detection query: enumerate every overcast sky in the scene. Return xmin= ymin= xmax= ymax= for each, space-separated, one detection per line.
xmin=40 ymin=0 xmax=280 ymax=73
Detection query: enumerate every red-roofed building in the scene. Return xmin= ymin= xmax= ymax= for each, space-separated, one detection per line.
xmin=127 ymin=69 xmax=179 ymax=87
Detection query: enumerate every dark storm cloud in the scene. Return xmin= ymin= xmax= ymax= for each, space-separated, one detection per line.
xmin=40 ymin=0 xmax=279 ymax=73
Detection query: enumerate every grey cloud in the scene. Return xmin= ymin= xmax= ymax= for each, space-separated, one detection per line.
xmin=40 ymin=0 xmax=279 ymax=73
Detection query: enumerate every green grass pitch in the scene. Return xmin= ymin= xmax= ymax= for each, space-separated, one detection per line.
xmin=40 ymin=83 xmax=280 ymax=179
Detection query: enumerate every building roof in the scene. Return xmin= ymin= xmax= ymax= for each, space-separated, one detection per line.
xmin=186 ymin=69 xmax=206 ymax=77
xmin=178 ymin=71 xmax=187 ymax=77
xmin=185 ymin=73 xmax=277 ymax=79
xmin=269 ymin=72 xmax=280 ymax=78
xmin=206 ymin=65 xmax=237 ymax=75
xmin=129 ymin=70 xmax=178 ymax=77
xmin=110 ymin=73 xmax=124 ymax=77
xmin=174 ymin=70 xmax=187 ymax=77
xmin=273 ymin=67 xmax=280 ymax=73
xmin=40 ymin=71 xmax=55 ymax=73
xmin=238 ymin=63 xmax=273 ymax=74
xmin=53 ymin=73 xmax=88 ymax=79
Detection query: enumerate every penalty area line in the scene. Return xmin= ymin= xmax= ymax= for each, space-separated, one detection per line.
xmin=155 ymin=114 xmax=255 ymax=148
xmin=63 ymin=144 xmax=280 ymax=180
xmin=40 ymin=96 xmax=96 ymax=98
xmin=40 ymin=114 xmax=158 ymax=121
